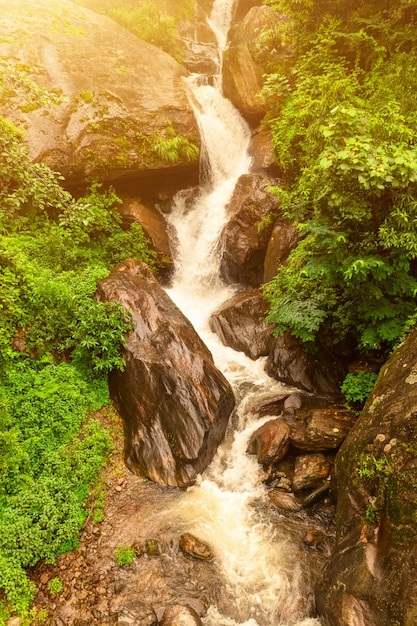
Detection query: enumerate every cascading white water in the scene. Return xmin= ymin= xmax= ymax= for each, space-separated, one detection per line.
xmin=165 ymin=1 xmax=323 ymax=625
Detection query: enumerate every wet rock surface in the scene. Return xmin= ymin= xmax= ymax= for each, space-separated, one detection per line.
xmin=262 ymin=218 xmax=299 ymax=283
xmin=316 ymin=326 xmax=417 ymax=626
xmin=118 ymin=194 xmax=174 ymax=280
xmin=219 ymin=173 xmax=281 ymax=286
xmin=247 ymin=418 xmax=290 ymax=465
xmin=97 ymin=260 xmax=235 ymax=488
xmin=160 ymin=604 xmax=202 ymax=626
xmin=179 ymin=534 xmax=213 ymax=562
xmin=223 ymin=6 xmax=286 ymax=122
xmin=209 ymin=288 xmax=274 ymax=359
xmin=266 ymin=332 xmax=348 ymax=399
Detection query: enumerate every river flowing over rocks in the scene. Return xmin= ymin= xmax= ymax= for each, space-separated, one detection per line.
xmin=5 ymin=1 xmax=417 ymax=625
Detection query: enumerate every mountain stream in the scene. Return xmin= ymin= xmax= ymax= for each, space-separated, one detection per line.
xmin=157 ymin=1 xmax=327 ymax=624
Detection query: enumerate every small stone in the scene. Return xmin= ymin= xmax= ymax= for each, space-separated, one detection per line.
xmin=304 ymin=528 xmax=328 ymax=547
xmin=160 ymin=604 xmax=202 ymax=626
xmin=268 ymin=490 xmax=302 ymax=511
xmin=179 ymin=533 xmax=213 ymax=561
xmin=114 ymin=581 xmax=124 ymax=594
xmin=115 ymin=485 xmax=122 ymax=492
xmin=145 ymin=538 xmax=162 ymax=557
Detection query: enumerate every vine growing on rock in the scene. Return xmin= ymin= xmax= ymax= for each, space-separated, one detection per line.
xmin=262 ymin=0 xmax=417 ymax=361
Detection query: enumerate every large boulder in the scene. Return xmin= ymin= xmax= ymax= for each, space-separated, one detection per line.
xmin=219 ymin=174 xmax=281 ymax=286
xmin=0 ymin=0 xmax=199 ymax=187
xmin=266 ymin=332 xmax=348 ymax=399
xmin=96 ymin=260 xmax=235 ymax=488
xmin=316 ymin=325 xmax=417 ymax=626
xmin=290 ymin=408 xmax=357 ymax=452
xmin=223 ymin=6 xmax=289 ymax=122
xmin=209 ymin=288 xmax=274 ymax=359
xmin=234 ymin=0 xmax=263 ymax=22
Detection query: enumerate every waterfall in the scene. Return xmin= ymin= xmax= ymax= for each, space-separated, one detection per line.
xmin=164 ymin=2 xmax=323 ymax=624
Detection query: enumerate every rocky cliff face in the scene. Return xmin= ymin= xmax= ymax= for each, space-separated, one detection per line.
xmin=0 ymin=0 xmax=199 ymax=188
xmin=316 ymin=326 xmax=417 ymax=626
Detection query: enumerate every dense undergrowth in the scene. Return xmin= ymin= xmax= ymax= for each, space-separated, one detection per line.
xmin=0 ymin=117 xmax=157 ymax=621
xmin=262 ymin=0 xmax=417 ymax=361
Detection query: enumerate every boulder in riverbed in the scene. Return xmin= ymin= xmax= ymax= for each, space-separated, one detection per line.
xmin=247 ymin=419 xmax=291 ymax=465
xmin=96 ymin=260 xmax=235 ymax=488
xmin=219 ymin=173 xmax=281 ymax=287
xmin=209 ymin=288 xmax=274 ymax=359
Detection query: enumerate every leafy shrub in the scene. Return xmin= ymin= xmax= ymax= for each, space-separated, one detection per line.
xmin=114 ymin=544 xmax=136 ymax=567
xmin=47 ymin=578 xmax=63 ymax=596
xmin=341 ymin=371 xmax=378 ymax=412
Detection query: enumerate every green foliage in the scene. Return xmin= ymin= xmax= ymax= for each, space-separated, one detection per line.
xmin=47 ymin=577 xmax=63 ymax=596
xmin=0 ymin=61 xmax=66 ymax=111
xmin=341 ymin=371 xmax=378 ymax=411
xmin=357 ymin=454 xmax=391 ymax=479
xmin=365 ymin=505 xmax=377 ymax=524
xmin=0 ymin=117 xmax=71 ymax=231
xmin=0 ymin=115 xmax=157 ymax=617
xmin=262 ymin=1 xmax=417 ymax=359
xmin=114 ymin=544 xmax=136 ymax=567
xmin=70 ymin=300 xmax=134 ymax=373
xmin=153 ymin=125 xmax=200 ymax=164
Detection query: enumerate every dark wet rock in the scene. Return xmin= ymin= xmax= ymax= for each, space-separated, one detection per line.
xmin=249 ymin=127 xmax=278 ymax=175
xmin=180 ymin=40 xmax=219 ymax=75
xmin=249 ymin=394 xmax=290 ymax=418
xmin=301 ymin=482 xmax=331 ymax=508
xmin=97 ymin=259 xmax=235 ymax=488
xmin=249 ymin=392 xmax=332 ymax=421
xmin=247 ymin=419 xmax=290 ymax=465
xmin=0 ymin=0 xmax=199 ymax=187
xmin=316 ymin=325 xmax=417 ymax=626
xmin=118 ymin=194 xmax=174 ymax=279
xmin=145 ymin=539 xmax=162 ymax=557
xmin=263 ymin=219 xmax=299 ymax=283
xmin=209 ymin=288 xmax=274 ymax=359
xmin=292 ymin=453 xmax=331 ymax=492
xmin=268 ymin=490 xmax=302 ymax=512
xmin=304 ymin=528 xmax=328 ymax=548
xmin=219 ymin=173 xmax=281 ymax=286
xmin=160 ymin=604 xmax=202 ymax=626
xmin=266 ymin=332 xmax=348 ymax=399
xmin=290 ymin=408 xmax=357 ymax=451
xmin=179 ymin=534 xmax=213 ymax=561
